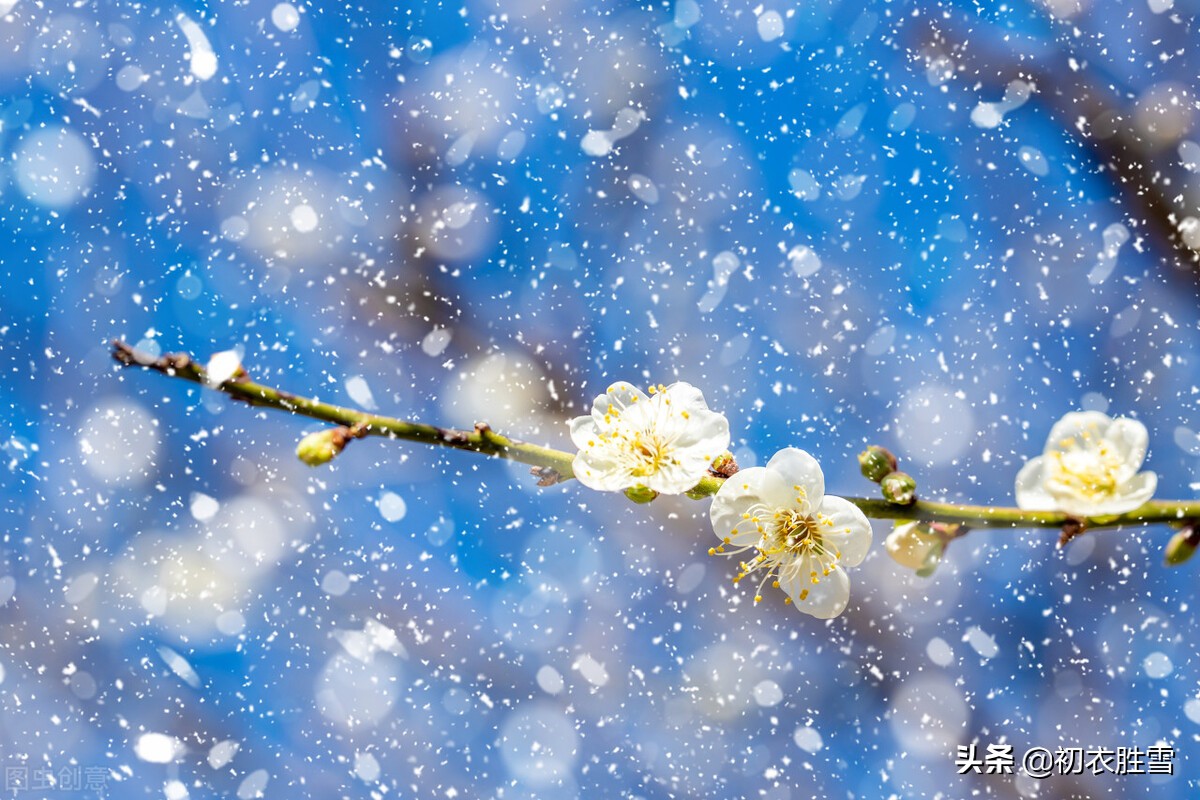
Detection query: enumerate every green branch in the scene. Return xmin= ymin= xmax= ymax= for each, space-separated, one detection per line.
xmin=111 ymin=340 xmax=1197 ymax=532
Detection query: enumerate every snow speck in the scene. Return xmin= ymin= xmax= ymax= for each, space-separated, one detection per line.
xmin=581 ymin=130 xmax=613 ymax=157
xmin=793 ymin=725 xmax=823 ymax=753
xmin=207 ymin=739 xmax=240 ymax=769
xmin=78 ymin=400 xmax=161 ymax=485
xmin=345 ymin=375 xmax=377 ymax=410
xmin=581 ymin=108 xmax=644 ymax=157
xmin=205 ymin=349 xmax=243 ymax=387
xmin=1143 ymin=652 xmax=1173 ymax=678
xmin=497 ymin=130 xmax=527 ymax=160
xmin=964 ymin=626 xmax=999 ymax=660
xmin=536 ymin=665 xmax=564 ymax=695
xmin=136 ymin=733 xmax=184 ymax=764
xmin=165 ymin=780 xmax=188 ymax=800
xmin=698 ymin=251 xmax=740 ymax=313
xmin=354 ymin=752 xmax=381 ymax=782
xmin=574 ymin=654 xmax=610 ymax=687
xmin=1017 ymin=145 xmax=1049 ymax=176
xmin=499 ymin=704 xmax=580 ymax=788
xmin=753 ymin=680 xmax=784 ymax=707
xmin=970 ymin=79 xmax=1033 ymax=128
xmin=1178 ymin=139 xmax=1200 ymax=172
xmin=1174 ymin=426 xmax=1200 ymax=455
xmin=896 ymin=386 xmax=974 ymax=465
xmin=271 ymin=3 xmax=301 ymax=31
xmin=237 ymin=769 xmax=269 ymax=799
xmin=216 ymin=610 xmax=246 ymax=636
xmin=65 ymin=572 xmax=99 ymax=605
xmin=926 ymin=636 xmax=955 ymax=667
xmin=1185 ymin=697 xmax=1200 ymax=724
xmin=1087 ymin=222 xmax=1130 ymax=285
xmin=0 ymin=1 xmax=18 ymax=15
xmin=290 ymin=204 xmax=319 ymax=233
xmin=190 ymin=492 xmax=220 ymax=522
xmin=378 ymin=492 xmax=407 ymax=522
xmin=888 ymin=102 xmax=917 ymax=132
xmin=674 ymin=562 xmax=706 ymax=594
xmin=116 ymin=65 xmax=148 ymax=92
xmin=1148 ymin=0 xmax=1174 ymax=12
xmin=865 ymin=325 xmax=896 ymax=356
xmin=421 ymin=327 xmax=453 ymax=357
xmin=675 ymin=0 xmax=701 ymax=27
xmin=175 ymin=13 xmax=217 ymax=81
xmin=157 ymin=645 xmax=202 ymax=689
xmin=628 ymin=174 xmax=659 ymax=204
xmin=888 ymin=675 xmax=969 ymax=757
xmin=14 ymin=127 xmax=96 ymax=209
xmin=788 ymin=168 xmax=820 ymax=201
xmin=0 ymin=576 xmax=13 ymax=606
xmin=787 ymin=244 xmax=822 ymax=277
xmin=322 ymin=570 xmax=351 ymax=596
xmin=756 ymin=11 xmax=784 ymax=42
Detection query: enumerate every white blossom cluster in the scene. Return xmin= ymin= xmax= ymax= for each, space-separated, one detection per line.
xmin=571 ymin=384 xmax=1158 ymax=619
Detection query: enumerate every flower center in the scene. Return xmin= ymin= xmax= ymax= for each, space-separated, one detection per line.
xmin=711 ymin=500 xmax=841 ymax=606
xmin=767 ymin=508 xmax=821 ymax=555
xmin=628 ymin=434 xmax=670 ymax=477
xmin=1048 ymin=436 xmax=1124 ymax=501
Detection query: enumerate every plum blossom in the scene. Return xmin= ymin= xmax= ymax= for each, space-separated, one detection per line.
xmin=569 ymin=381 xmax=730 ymax=495
xmin=709 ymin=447 xmax=873 ymax=619
xmin=1015 ymin=411 xmax=1156 ymax=516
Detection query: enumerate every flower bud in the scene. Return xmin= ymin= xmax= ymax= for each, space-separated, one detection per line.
xmin=858 ymin=446 xmax=898 ymax=483
xmin=885 ymin=521 xmax=944 ymax=574
xmin=1165 ymin=525 xmax=1199 ymax=567
xmin=709 ymin=451 xmax=740 ymax=478
xmin=624 ymin=485 xmax=659 ymax=504
xmin=296 ymin=427 xmax=350 ymax=466
xmin=880 ymin=471 xmax=917 ymax=505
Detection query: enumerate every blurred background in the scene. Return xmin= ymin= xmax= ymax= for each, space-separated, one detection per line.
xmin=1 ymin=0 xmax=1199 ymax=797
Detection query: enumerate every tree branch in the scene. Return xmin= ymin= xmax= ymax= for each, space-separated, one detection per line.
xmin=111 ymin=340 xmax=1197 ymax=532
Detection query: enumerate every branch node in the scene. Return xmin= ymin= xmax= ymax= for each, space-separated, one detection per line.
xmin=530 ymin=466 xmax=564 ymax=486
xmin=1058 ymin=518 xmax=1087 ymax=548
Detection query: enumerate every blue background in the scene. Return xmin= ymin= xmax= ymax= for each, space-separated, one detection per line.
xmin=2 ymin=0 xmax=1199 ymax=797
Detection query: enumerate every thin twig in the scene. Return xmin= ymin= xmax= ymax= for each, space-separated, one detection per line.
xmin=112 ymin=340 xmax=1199 ymax=531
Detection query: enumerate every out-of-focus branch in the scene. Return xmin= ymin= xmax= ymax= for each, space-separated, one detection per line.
xmin=911 ymin=17 xmax=1200 ymax=270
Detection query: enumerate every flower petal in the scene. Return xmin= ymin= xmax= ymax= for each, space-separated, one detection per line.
xmin=778 ymin=558 xmax=850 ymax=619
xmin=710 ymin=466 xmax=788 ymax=547
xmin=568 ymin=414 xmax=601 ymax=452
xmin=1055 ymin=471 xmax=1157 ymax=516
xmin=1042 ymin=411 xmax=1113 ymax=456
xmin=591 ymin=382 xmax=650 ymax=422
xmin=815 ymin=495 xmax=873 ymax=567
xmin=571 ymin=450 xmax=633 ymax=492
xmin=645 ymin=459 xmax=708 ymax=495
xmin=1103 ymin=416 xmax=1149 ymax=470
xmin=1014 ymin=456 xmax=1055 ymax=510
xmin=764 ymin=447 xmax=825 ymax=511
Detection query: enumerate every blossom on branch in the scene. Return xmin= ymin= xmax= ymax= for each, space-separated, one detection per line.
xmin=1015 ymin=411 xmax=1156 ymax=516
xmin=885 ymin=521 xmax=947 ymax=576
xmin=569 ymin=381 xmax=730 ymax=495
xmin=709 ymin=447 xmax=873 ymax=619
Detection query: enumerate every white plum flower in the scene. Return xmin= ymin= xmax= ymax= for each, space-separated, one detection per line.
xmin=709 ymin=448 xmax=873 ymax=619
xmin=569 ymin=381 xmax=730 ymax=495
xmin=1015 ymin=411 xmax=1156 ymax=516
